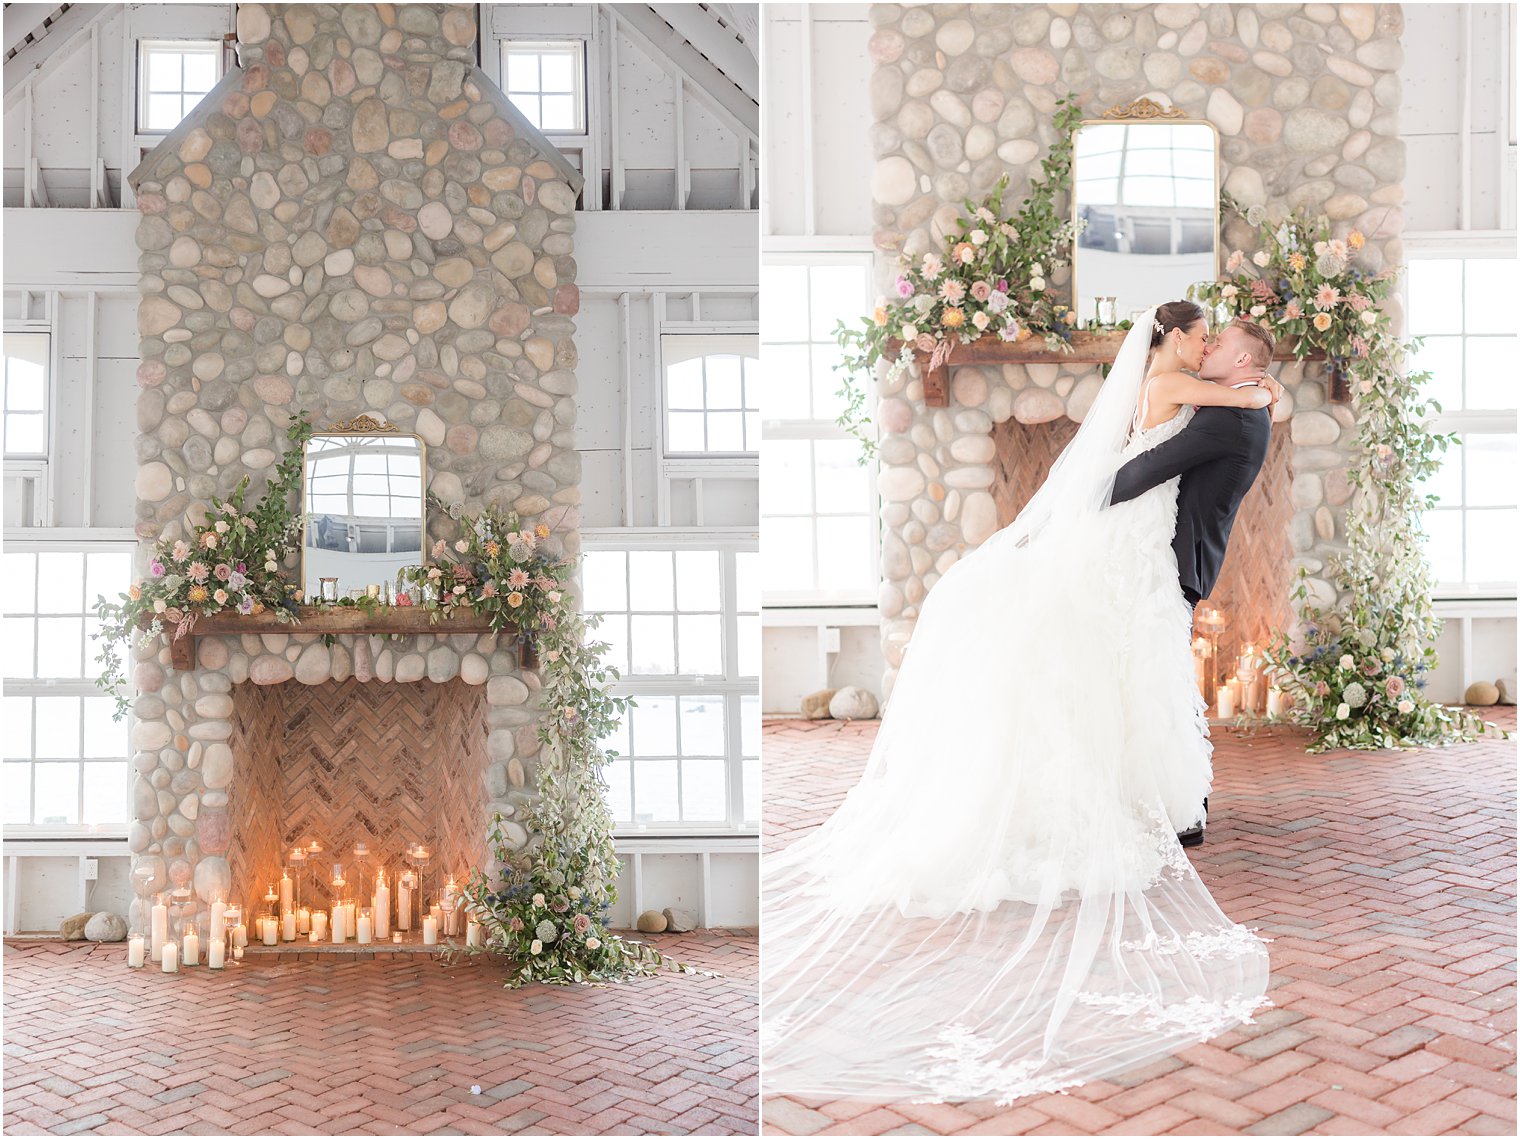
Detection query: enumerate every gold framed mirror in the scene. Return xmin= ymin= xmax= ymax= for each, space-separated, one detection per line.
xmin=301 ymin=416 xmax=427 ymax=600
xmin=1071 ymin=99 xmax=1221 ymax=326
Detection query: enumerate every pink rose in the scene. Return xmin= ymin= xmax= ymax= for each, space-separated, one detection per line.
xmin=572 ymin=914 xmax=591 ymax=934
xmin=1385 ymin=675 xmax=1406 ymax=697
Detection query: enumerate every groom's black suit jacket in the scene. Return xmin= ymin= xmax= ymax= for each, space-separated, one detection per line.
xmin=1108 ymin=404 xmax=1272 ymax=606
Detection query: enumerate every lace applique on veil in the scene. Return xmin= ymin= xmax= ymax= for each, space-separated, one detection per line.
xmin=906 ymin=1024 xmax=1085 ymax=1106
xmin=1075 ymin=991 xmax=1276 ymax=1042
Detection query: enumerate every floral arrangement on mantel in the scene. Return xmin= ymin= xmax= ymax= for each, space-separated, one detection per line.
xmin=834 ymin=96 xmax=1087 ymax=455
xmin=94 ymin=413 xmax=316 ymax=717
xmin=1194 ymin=201 xmax=1505 ymax=751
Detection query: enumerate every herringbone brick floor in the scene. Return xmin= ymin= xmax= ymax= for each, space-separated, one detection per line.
xmin=3 ymin=931 xmax=757 ymax=1135
xmin=761 ymin=710 xmax=1517 ymax=1136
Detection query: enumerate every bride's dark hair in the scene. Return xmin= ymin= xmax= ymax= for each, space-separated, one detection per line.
xmin=1150 ymin=300 xmax=1206 ymax=348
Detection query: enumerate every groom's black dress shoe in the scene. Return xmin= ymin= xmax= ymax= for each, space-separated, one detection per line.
xmin=1177 ymin=797 xmax=1208 ymax=848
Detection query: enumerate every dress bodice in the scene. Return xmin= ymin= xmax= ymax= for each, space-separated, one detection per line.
xmin=1121 ymin=388 xmax=1195 ymax=459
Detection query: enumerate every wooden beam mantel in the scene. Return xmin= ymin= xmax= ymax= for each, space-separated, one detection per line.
xmin=140 ymin=607 xmax=537 ymax=671
xmin=892 ymin=332 xmax=1337 ymax=407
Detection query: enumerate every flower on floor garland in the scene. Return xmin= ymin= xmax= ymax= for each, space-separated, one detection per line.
xmin=415 ymin=501 xmax=712 ymax=985
xmin=1193 ymin=202 xmax=1505 ymax=751
xmin=834 ymin=96 xmax=1087 ymax=456
xmin=93 ymin=413 xmax=314 ymax=718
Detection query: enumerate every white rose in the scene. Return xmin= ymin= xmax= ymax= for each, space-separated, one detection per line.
xmin=1381 ymin=647 xmax=1396 ymax=661
xmin=901 ymin=323 xmax=918 ymax=341
xmin=547 ymin=591 xmax=562 ymax=602
xmin=585 ymin=937 xmax=601 ymax=950
xmin=970 ymin=229 xmax=988 ymax=245
xmin=1339 ymin=654 xmax=1355 ymax=670
xmin=1030 ymin=277 xmax=1045 ymax=292
xmin=154 ymin=599 xmax=167 ymax=613
xmin=971 ymin=311 xmax=990 ymax=331
xmin=1250 ymin=304 xmax=1267 ymax=317
xmin=1397 ymin=700 xmax=1414 ymax=714
xmin=1252 ymin=250 xmax=1271 ymax=267
xmin=532 ymin=893 xmax=545 ymax=906
xmin=1336 ymin=703 xmax=1351 ymax=720
xmin=1360 ymin=309 xmax=1377 ymax=325
xmin=452 ymin=584 xmax=466 ymax=595
xmin=265 ymin=561 xmax=278 ymax=572
xmin=454 ymin=539 xmax=469 ymax=553
xmin=215 ymin=520 xmax=229 ymax=534
xmin=530 ymin=939 xmax=543 ymax=955
xmin=1030 ymin=262 xmax=1043 ymax=276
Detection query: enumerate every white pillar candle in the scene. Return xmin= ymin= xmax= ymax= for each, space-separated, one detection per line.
xmin=466 ymin=920 xmax=482 ymax=949
xmin=234 ymin=923 xmax=248 ymax=949
xmin=312 ymin=911 xmax=328 ymax=940
xmin=150 ymin=900 xmax=168 ymax=963
xmin=161 ymin=941 xmax=178 ymax=973
xmin=1216 ymin=685 xmax=1235 ymax=718
xmin=330 ymin=906 xmax=346 ymax=943
xmin=282 ymin=912 xmax=296 ymax=941
xmin=347 ymin=902 xmax=357 ymax=939
xmin=262 ymin=916 xmax=278 ymax=946
xmin=397 ymin=879 xmax=413 ymax=931
xmin=279 ymin=874 xmax=293 ymax=915
xmin=182 ymin=924 xmax=199 ymax=967
xmin=127 ymin=936 xmax=145 ymax=968
xmin=233 ymin=945 xmax=244 ymax=961
xmin=372 ymin=882 xmax=390 ymax=940
xmin=207 ymin=939 xmax=225 ymax=969
xmin=1267 ymin=686 xmax=1283 ymax=718
xmin=297 ymin=907 xmax=311 ymax=934
xmin=422 ymin=916 xmax=438 ymax=946
xmin=392 ymin=932 xmax=402 ymax=944
xmin=209 ymin=900 xmax=227 ymax=947
xmin=429 ymin=904 xmax=442 ymax=928
xmin=356 ymin=913 xmax=372 ymax=945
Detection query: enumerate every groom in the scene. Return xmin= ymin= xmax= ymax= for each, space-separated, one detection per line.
xmin=1108 ymin=318 xmax=1283 ymax=846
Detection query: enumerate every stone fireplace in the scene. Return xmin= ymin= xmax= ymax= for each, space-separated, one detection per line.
xmin=868 ymin=3 xmax=1405 ymax=696
xmin=126 ymin=3 xmax=584 ymax=930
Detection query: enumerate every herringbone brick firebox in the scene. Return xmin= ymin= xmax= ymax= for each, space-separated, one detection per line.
xmin=225 ymin=679 xmax=490 ymax=911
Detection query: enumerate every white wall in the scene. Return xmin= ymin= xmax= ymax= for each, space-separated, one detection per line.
xmin=761 ymin=3 xmax=885 ymax=714
xmin=1403 ymin=3 xmax=1516 ymax=232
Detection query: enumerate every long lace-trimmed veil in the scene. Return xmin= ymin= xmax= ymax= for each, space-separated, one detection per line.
xmin=761 ymin=306 xmax=1272 ymax=1104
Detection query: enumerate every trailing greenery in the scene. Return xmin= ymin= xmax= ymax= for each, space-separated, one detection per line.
xmin=1194 ymin=200 xmax=1505 ymax=751
xmin=833 ymin=95 xmax=1087 ymax=458
xmin=93 ymin=412 xmax=314 ymax=717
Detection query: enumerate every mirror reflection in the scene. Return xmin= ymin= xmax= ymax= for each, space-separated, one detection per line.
xmin=1073 ymin=121 xmax=1219 ymax=325
xmin=303 ymin=434 xmax=425 ymax=599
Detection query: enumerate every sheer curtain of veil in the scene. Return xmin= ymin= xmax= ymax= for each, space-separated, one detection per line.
xmin=761 ymin=307 xmax=1272 ymax=1104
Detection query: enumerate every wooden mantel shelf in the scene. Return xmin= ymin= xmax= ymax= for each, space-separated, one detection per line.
xmin=141 ymin=606 xmax=536 ymax=671
xmin=891 ymin=331 xmax=1335 ymax=406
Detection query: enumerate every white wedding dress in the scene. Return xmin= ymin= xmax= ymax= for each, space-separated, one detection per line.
xmin=761 ymin=309 xmax=1271 ymax=1104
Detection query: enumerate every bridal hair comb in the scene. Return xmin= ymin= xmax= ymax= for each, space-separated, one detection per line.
xmin=1153 ymin=317 xmax=1165 ymax=334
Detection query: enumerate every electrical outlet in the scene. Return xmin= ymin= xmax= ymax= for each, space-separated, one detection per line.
xmin=82 ymin=859 xmax=99 ymax=881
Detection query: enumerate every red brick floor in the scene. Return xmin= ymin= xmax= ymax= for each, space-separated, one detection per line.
xmin=761 ymin=710 xmax=1517 ymax=1136
xmin=3 ymin=930 xmax=757 ymax=1135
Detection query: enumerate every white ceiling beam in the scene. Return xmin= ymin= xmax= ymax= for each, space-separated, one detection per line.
xmin=610 ymin=4 xmax=758 ymax=139
xmin=647 ymin=2 xmax=758 ymax=100
xmin=3 ymin=4 xmax=67 ymax=58
xmin=4 ymin=3 xmax=121 ymax=101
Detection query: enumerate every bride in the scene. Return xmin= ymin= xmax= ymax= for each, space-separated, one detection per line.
xmin=762 ymin=302 xmax=1275 ymax=1104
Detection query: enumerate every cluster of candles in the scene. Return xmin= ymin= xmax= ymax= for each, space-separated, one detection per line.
xmin=1192 ymin=606 xmax=1290 ymax=721
xmin=126 ymin=839 xmax=484 ymax=973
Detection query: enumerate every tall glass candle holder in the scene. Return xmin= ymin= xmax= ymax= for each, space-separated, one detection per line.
xmin=224 ymin=903 xmax=244 ymax=962
xmin=441 ymin=877 xmax=462 ymax=938
xmin=397 ymin=868 xmax=417 ymax=932
xmin=411 ymin=845 xmax=432 ymax=923
xmin=352 ymin=842 xmax=371 ymax=908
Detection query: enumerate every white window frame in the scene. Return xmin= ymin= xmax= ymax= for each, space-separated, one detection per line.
xmin=135 ymin=38 xmax=222 ymax=136
xmin=500 ymin=38 xmax=589 ymax=135
xmin=760 ymin=249 xmax=880 ymax=607
xmin=1403 ymin=232 xmax=1518 ymax=601
xmin=3 ymin=531 xmax=138 ymax=839
xmin=581 ymin=528 xmax=758 ymax=838
xmin=3 ymin=317 xmax=55 ymax=526
xmin=660 ymin=334 xmax=761 ymax=459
